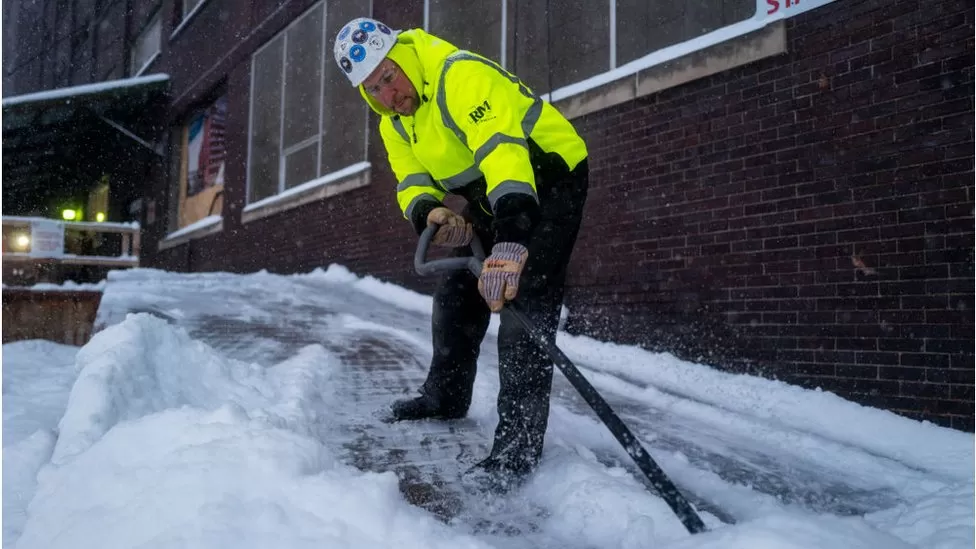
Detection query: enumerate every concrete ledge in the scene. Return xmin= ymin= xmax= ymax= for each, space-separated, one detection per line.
xmin=554 ymin=21 xmax=787 ymax=120
xmin=158 ymin=218 xmax=224 ymax=250
xmin=242 ymin=167 xmax=371 ymax=224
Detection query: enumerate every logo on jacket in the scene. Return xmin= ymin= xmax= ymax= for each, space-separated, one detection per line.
xmin=468 ymin=100 xmax=494 ymax=125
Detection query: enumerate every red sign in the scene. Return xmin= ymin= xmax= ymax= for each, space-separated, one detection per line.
xmin=761 ymin=0 xmax=836 ymax=19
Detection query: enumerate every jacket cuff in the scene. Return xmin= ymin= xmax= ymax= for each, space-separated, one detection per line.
xmin=491 ymin=193 xmax=539 ymax=246
xmin=409 ymin=198 xmax=442 ymax=236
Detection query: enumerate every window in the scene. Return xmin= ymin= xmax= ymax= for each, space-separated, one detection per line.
xmin=615 ymin=0 xmax=753 ymax=66
xmin=426 ymin=0 xmax=752 ymax=94
xmin=130 ymin=11 xmax=161 ymax=76
xmin=427 ymin=0 xmax=503 ymax=66
xmin=182 ymin=0 xmax=203 ymax=19
xmin=247 ymin=1 xmax=368 ymax=204
xmin=171 ymin=94 xmax=227 ymax=230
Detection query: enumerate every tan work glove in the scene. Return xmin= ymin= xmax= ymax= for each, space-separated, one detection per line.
xmin=478 ymin=242 xmax=529 ymax=312
xmin=427 ymin=207 xmax=473 ymax=247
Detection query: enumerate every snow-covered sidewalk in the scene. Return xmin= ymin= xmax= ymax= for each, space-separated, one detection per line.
xmin=3 ymin=267 xmax=972 ymax=549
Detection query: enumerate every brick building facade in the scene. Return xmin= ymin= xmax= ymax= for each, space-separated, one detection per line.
xmin=6 ymin=0 xmax=973 ymax=429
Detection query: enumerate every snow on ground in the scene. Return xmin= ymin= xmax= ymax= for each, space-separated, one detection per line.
xmin=3 ymin=266 xmax=973 ymax=549
xmin=2 ymin=280 xmax=106 ymax=291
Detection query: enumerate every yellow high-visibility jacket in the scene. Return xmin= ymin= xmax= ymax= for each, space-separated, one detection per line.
xmin=360 ymin=29 xmax=587 ymax=242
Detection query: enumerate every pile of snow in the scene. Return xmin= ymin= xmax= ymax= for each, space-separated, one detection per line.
xmin=6 ymin=316 xmax=491 ymax=549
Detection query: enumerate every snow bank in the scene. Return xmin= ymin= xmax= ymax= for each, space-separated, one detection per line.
xmin=3 ymin=340 xmax=80 ymax=545
xmin=19 ymin=406 xmax=490 ymax=549
xmin=14 ymin=314 xmax=493 ymax=549
xmin=554 ymin=334 xmax=973 ymax=482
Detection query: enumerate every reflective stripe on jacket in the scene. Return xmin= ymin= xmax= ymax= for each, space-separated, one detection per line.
xmin=360 ymin=29 xmax=587 ymax=227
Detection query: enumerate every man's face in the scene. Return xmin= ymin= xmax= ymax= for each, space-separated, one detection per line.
xmin=362 ymin=58 xmax=419 ymax=116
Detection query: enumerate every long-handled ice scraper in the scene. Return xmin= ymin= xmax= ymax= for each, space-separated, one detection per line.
xmin=414 ymin=225 xmax=708 ymax=534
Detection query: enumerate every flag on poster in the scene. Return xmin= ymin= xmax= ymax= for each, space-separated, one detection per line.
xmin=186 ymin=95 xmax=228 ymax=197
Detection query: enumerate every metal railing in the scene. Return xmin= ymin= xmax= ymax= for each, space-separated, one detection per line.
xmin=2 ymin=216 xmax=140 ymax=267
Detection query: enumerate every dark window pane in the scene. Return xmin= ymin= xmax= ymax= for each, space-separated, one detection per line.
xmin=284 ymin=143 xmax=319 ymax=189
xmin=248 ymin=37 xmax=284 ymax=202
xmin=321 ymin=0 xmax=367 ymax=175
xmin=428 ymin=0 xmax=502 ymax=64
xmin=283 ymin=4 xmax=323 ymax=149
xmin=549 ymin=0 xmax=609 ymax=90
xmin=617 ymin=0 xmax=753 ymax=66
xmin=511 ymin=0 xmax=550 ymax=94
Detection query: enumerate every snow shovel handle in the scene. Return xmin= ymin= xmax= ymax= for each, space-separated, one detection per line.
xmin=414 ymin=224 xmax=485 ymax=277
xmin=413 ymin=227 xmax=707 ymax=535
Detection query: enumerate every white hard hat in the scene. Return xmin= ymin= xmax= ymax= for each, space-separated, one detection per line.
xmin=334 ymin=17 xmax=400 ymax=87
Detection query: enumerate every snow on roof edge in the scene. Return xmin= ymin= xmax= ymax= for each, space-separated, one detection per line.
xmin=1 ymin=73 xmax=171 ymax=108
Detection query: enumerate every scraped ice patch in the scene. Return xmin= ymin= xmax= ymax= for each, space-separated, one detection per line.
xmin=17 ymin=406 xmax=493 ymax=549
xmin=335 ymin=313 xmax=432 ymax=353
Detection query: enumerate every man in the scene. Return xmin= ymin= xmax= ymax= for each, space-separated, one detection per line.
xmin=334 ymin=17 xmax=588 ymax=483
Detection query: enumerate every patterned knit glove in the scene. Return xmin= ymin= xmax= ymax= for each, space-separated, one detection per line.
xmin=478 ymin=242 xmax=529 ymax=312
xmin=427 ymin=207 xmax=473 ymax=248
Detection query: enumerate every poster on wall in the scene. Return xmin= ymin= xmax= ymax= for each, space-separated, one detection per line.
xmin=178 ymin=94 xmax=227 ymax=229
xmin=186 ymin=95 xmax=228 ymax=197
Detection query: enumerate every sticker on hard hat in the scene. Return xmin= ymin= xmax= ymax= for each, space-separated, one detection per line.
xmin=378 ymin=23 xmax=391 ymax=34
xmin=338 ymin=26 xmax=351 ymax=40
xmin=339 ymin=57 xmax=353 ymax=73
xmin=368 ymin=36 xmax=385 ymax=50
xmin=359 ymin=21 xmax=376 ymax=32
xmin=351 ymin=29 xmax=368 ymax=44
xmin=349 ymin=45 xmax=366 ymax=62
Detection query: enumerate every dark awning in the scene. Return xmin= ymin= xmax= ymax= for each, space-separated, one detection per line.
xmin=2 ymin=74 xmax=170 ymax=215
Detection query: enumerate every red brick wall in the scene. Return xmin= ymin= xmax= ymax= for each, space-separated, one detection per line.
xmin=566 ymin=0 xmax=974 ymax=429
xmin=142 ymin=0 xmax=974 ymax=429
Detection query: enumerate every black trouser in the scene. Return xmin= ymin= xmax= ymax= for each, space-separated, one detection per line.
xmin=419 ymin=157 xmax=588 ymax=473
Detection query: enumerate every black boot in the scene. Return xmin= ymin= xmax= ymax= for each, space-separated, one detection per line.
xmin=462 ymin=454 xmax=532 ymax=494
xmin=389 ymin=393 xmax=467 ymax=421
